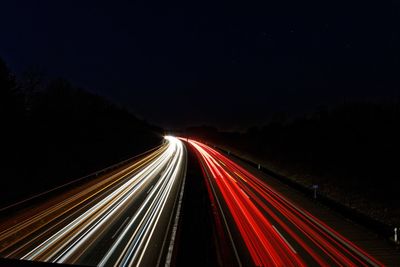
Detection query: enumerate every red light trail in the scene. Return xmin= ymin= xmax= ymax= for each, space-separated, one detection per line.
xmin=187 ymin=139 xmax=384 ymax=267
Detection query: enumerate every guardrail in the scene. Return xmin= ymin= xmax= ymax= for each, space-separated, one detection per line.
xmin=211 ymin=144 xmax=397 ymax=244
xmin=0 ymin=142 xmax=165 ymax=215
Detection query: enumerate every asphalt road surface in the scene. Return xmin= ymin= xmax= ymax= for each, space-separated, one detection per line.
xmin=0 ymin=136 xmax=187 ymax=267
xmin=187 ymin=139 xmax=386 ymax=267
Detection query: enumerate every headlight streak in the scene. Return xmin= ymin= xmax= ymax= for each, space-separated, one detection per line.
xmin=188 ymin=139 xmax=384 ymax=267
xmin=0 ymin=136 xmax=187 ymax=267
xmin=100 ymin=137 xmax=185 ymax=266
xmin=21 ymin=144 xmax=173 ymax=262
xmin=0 ymin=146 xmax=167 ymax=256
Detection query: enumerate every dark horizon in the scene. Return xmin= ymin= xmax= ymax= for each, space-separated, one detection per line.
xmin=2 ymin=2 xmax=400 ymax=266
xmin=1 ymin=0 xmax=400 ymax=130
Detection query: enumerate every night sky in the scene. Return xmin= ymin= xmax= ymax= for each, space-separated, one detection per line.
xmin=1 ymin=0 xmax=400 ymax=130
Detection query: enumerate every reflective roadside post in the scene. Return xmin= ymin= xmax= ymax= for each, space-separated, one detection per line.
xmin=312 ymin=184 xmax=318 ymax=200
xmin=258 ymin=164 xmax=261 ymax=170
xmin=395 ymin=227 xmax=398 ymax=244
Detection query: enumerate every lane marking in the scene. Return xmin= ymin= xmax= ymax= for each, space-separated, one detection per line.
xmin=239 ymin=188 xmax=250 ymax=199
xmin=272 ymin=225 xmax=297 ymax=254
xmin=112 ymin=217 xmax=130 ymax=239
xmin=234 ymin=172 xmax=247 ymax=183
xmin=146 ymin=185 xmax=154 ymax=194
xmin=226 ymin=173 xmax=237 ymax=183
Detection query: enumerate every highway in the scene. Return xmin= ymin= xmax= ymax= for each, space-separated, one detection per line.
xmin=187 ymin=139 xmax=385 ymax=267
xmin=0 ymin=136 xmax=187 ymax=267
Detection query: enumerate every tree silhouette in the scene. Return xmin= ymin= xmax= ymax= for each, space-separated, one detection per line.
xmin=0 ymin=57 xmax=162 ymax=207
xmin=188 ymin=102 xmax=400 ymax=225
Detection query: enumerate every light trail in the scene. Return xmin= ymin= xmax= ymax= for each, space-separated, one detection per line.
xmin=187 ymin=139 xmax=384 ymax=267
xmin=0 ymin=136 xmax=187 ymax=267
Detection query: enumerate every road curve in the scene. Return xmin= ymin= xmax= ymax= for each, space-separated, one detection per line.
xmin=0 ymin=136 xmax=187 ymax=267
xmin=187 ymin=139 xmax=384 ymax=267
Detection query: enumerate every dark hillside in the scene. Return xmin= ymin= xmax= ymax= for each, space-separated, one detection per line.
xmin=185 ymin=102 xmax=400 ymax=226
xmin=1 ymin=57 xmax=162 ymax=207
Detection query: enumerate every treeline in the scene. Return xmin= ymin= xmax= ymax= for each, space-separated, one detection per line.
xmin=0 ymin=57 xmax=162 ymax=207
xmin=186 ymin=102 xmax=400 ymax=225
